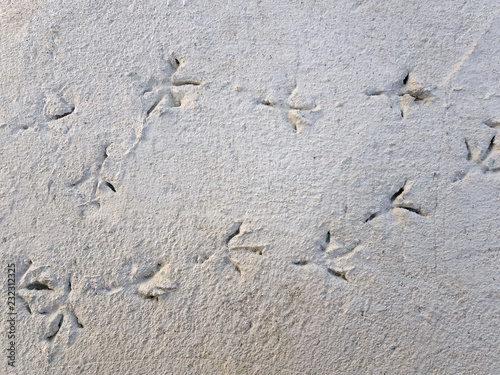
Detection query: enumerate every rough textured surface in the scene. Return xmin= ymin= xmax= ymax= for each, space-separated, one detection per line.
xmin=1 ymin=1 xmax=499 ymax=374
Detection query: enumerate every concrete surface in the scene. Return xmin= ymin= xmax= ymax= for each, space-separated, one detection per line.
xmin=1 ymin=1 xmax=499 ymax=374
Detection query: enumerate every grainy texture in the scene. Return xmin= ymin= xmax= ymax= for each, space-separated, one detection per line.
xmin=1 ymin=1 xmax=499 ymax=374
